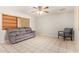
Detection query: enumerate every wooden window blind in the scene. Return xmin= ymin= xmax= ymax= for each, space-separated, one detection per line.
xmin=2 ymin=14 xmax=17 ymax=30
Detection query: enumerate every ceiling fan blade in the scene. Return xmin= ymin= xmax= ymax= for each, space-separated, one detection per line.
xmin=44 ymin=7 xmax=48 ymax=9
xmin=31 ymin=11 xmax=36 ymax=13
xmin=44 ymin=11 xmax=48 ymax=13
xmin=33 ymin=6 xmax=49 ymax=14
xmin=42 ymin=8 xmax=48 ymax=11
xmin=59 ymin=8 xmax=65 ymax=11
xmin=33 ymin=7 xmax=37 ymax=9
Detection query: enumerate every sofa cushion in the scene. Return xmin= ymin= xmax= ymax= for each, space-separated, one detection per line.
xmin=26 ymin=30 xmax=31 ymax=34
xmin=7 ymin=28 xmax=18 ymax=33
xmin=20 ymin=31 xmax=27 ymax=34
xmin=16 ymin=31 xmax=20 ymax=35
xmin=9 ymin=32 xmax=16 ymax=36
xmin=25 ymin=27 xmax=31 ymax=31
xmin=16 ymin=33 xmax=35 ymax=40
xmin=16 ymin=34 xmax=29 ymax=39
xmin=25 ymin=27 xmax=32 ymax=33
xmin=19 ymin=28 xmax=26 ymax=32
xmin=10 ymin=31 xmax=21 ymax=36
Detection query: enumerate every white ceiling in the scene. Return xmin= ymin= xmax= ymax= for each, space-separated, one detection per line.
xmin=0 ymin=6 xmax=74 ymax=17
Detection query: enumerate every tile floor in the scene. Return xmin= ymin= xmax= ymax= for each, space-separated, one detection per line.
xmin=0 ymin=35 xmax=78 ymax=53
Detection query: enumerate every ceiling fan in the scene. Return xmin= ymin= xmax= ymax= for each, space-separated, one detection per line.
xmin=32 ymin=6 xmax=49 ymax=14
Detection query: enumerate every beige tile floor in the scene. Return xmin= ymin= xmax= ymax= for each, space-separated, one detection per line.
xmin=0 ymin=35 xmax=78 ymax=53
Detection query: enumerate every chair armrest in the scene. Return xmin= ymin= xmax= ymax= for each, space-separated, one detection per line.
xmin=58 ymin=31 xmax=64 ymax=35
xmin=58 ymin=31 xmax=64 ymax=33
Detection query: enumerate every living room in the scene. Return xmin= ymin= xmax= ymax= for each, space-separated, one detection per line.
xmin=0 ymin=6 xmax=79 ymax=53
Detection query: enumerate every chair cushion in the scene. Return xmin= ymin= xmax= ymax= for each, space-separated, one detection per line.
xmin=58 ymin=32 xmax=64 ymax=36
xmin=64 ymin=28 xmax=73 ymax=33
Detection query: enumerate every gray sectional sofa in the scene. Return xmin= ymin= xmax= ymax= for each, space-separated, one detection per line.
xmin=7 ymin=27 xmax=35 ymax=44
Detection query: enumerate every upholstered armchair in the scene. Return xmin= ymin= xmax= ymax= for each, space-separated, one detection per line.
xmin=58 ymin=28 xmax=73 ymax=41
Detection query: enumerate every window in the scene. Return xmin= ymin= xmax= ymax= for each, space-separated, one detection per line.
xmin=18 ymin=18 xmax=30 ymax=27
xmin=2 ymin=14 xmax=18 ymax=30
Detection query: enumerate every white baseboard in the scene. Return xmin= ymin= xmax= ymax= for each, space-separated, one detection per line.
xmin=37 ymin=32 xmax=57 ymax=38
xmin=0 ymin=40 xmax=5 ymax=43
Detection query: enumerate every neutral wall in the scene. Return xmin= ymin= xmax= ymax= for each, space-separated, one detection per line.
xmin=36 ymin=12 xmax=74 ymax=37
xmin=74 ymin=7 xmax=79 ymax=40
xmin=74 ymin=7 xmax=79 ymax=49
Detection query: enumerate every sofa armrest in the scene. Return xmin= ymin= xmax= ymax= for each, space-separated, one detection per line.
xmin=31 ymin=31 xmax=35 ymax=33
xmin=8 ymin=35 xmax=16 ymax=44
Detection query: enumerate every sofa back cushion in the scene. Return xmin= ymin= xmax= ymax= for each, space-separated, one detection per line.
xmin=7 ymin=28 xmax=18 ymax=33
xmin=7 ymin=27 xmax=32 ymax=36
xmin=9 ymin=32 xmax=17 ymax=36
xmin=25 ymin=27 xmax=32 ymax=33
xmin=25 ymin=27 xmax=31 ymax=31
xmin=19 ymin=27 xmax=26 ymax=31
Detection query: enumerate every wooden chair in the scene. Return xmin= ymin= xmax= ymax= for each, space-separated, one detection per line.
xmin=58 ymin=28 xmax=73 ymax=41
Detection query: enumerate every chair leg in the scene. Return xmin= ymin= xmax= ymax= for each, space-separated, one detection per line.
xmin=64 ymin=36 xmax=65 ymax=41
xmin=58 ymin=35 xmax=59 ymax=38
xmin=71 ymin=36 xmax=72 ymax=41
